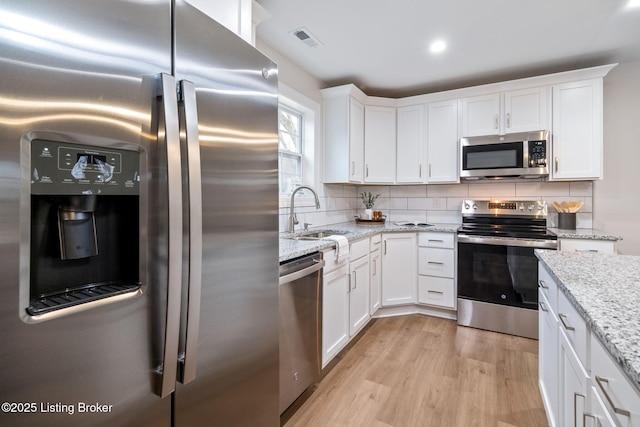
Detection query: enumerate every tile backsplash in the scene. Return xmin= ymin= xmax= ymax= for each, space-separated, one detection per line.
xmin=279 ymin=180 xmax=593 ymax=232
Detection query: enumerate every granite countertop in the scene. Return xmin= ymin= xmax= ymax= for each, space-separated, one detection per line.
xmin=279 ymin=222 xmax=459 ymax=262
xmin=535 ymin=250 xmax=640 ymax=394
xmin=549 ymin=227 xmax=622 ymax=241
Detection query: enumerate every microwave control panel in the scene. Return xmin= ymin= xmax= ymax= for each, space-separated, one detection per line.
xmin=528 ymin=140 xmax=547 ymax=167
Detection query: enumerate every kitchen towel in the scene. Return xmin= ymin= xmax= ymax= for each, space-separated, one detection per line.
xmin=325 ymin=235 xmax=349 ymax=262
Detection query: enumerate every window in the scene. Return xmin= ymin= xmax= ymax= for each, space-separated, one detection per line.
xmin=278 ymin=105 xmax=303 ymax=195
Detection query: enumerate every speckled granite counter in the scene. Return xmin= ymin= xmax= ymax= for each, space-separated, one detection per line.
xmin=279 ymin=222 xmax=459 ymax=262
xmin=549 ymin=227 xmax=622 ymax=241
xmin=535 ymin=250 xmax=640 ymax=393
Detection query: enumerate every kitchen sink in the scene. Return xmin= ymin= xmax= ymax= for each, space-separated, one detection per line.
xmin=285 ymin=230 xmax=348 ymax=240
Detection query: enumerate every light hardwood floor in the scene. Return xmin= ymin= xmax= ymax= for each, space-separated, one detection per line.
xmin=284 ymin=315 xmax=548 ymax=427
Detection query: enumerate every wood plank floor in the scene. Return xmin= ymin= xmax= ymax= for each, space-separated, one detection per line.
xmin=284 ymin=315 xmax=548 ymax=427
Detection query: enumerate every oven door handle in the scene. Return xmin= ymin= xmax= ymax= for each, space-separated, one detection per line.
xmin=457 ymin=234 xmax=558 ymax=249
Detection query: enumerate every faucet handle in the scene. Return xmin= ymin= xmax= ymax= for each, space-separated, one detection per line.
xmin=304 ymin=222 xmax=311 ymax=231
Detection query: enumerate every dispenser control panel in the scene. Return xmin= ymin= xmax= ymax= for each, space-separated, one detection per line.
xmin=30 ymin=139 xmax=140 ymax=195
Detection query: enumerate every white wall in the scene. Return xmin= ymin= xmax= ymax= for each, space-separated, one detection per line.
xmin=594 ymin=60 xmax=640 ymax=255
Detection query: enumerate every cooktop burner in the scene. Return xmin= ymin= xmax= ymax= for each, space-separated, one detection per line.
xmin=458 ymin=199 xmax=557 ymax=240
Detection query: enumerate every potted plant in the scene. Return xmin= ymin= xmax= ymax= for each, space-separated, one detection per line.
xmin=360 ymin=192 xmax=379 ymax=219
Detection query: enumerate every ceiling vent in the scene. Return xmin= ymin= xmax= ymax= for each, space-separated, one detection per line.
xmin=290 ymin=27 xmax=323 ymax=48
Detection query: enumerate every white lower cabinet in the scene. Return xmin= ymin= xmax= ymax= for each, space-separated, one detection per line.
xmin=321 ymin=248 xmax=350 ymax=368
xmin=417 ymin=232 xmax=455 ymax=309
xmin=559 ymin=328 xmax=589 ymax=427
xmin=538 ymin=288 xmax=559 ymax=427
xmin=590 ymin=332 xmax=640 ymax=426
xmin=381 ymin=233 xmax=417 ymax=306
xmin=369 ymin=235 xmax=382 ymax=314
xmin=538 ymin=263 xmax=640 ymax=427
xmin=349 ymin=238 xmax=370 ymax=337
xmin=559 ymin=238 xmax=616 ymax=254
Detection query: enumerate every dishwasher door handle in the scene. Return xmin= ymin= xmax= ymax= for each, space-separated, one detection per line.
xmin=279 ymin=259 xmax=325 ymax=285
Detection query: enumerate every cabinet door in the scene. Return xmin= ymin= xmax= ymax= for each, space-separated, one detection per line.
xmin=364 ymin=105 xmax=396 ymax=183
xmin=349 ymin=256 xmax=370 ymax=336
xmin=322 ymin=265 xmax=349 ymax=367
xmin=323 ymin=93 xmax=364 ymax=183
xmin=461 ymin=93 xmax=500 ymax=136
xmin=381 ymin=233 xmax=417 ymax=306
xmin=503 ymin=87 xmax=548 ymax=134
xmin=559 ymin=329 xmax=589 ymax=427
xmin=551 ymin=79 xmax=603 ymax=180
xmin=396 ymin=105 xmax=425 ymax=183
xmin=539 ymin=290 xmax=559 ymax=427
xmin=427 ymin=99 xmax=459 ymax=183
xmin=349 ymin=98 xmax=365 ymax=182
xmin=370 ymin=249 xmax=381 ymax=314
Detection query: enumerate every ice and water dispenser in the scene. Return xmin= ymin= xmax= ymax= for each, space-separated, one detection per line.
xmin=27 ymin=139 xmax=141 ymax=319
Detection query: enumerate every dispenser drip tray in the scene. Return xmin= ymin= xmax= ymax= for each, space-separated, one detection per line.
xmin=27 ymin=281 xmax=141 ymax=316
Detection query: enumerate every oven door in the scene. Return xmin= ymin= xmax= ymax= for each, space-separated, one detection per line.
xmin=457 ymin=235 xmax=557 ymax=310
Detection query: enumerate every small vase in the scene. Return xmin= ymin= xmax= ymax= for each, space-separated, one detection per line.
xmin=361 ymin=208 xmax=373 ymax=220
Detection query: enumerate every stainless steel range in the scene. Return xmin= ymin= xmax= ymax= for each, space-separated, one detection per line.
xmin=457 ymin=200 xmax=557 ymax=339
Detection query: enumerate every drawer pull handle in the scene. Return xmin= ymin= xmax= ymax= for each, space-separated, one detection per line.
xmin=575 ymin=249 xmax=599 ymax=253
xmin=427 ymin=290 xmax=444 ymax=295
xmin=558 ymin=313 xmax=575 ymax=331
xmin=428 ymin=261 xmax=444 ymax=265
xmin=595 ymin=376 xmax=631 ymax=417
xmin=538 ymin=279 xmax=549 ymax=289
xmin=539 ymin=301 xmax=548 ymax=312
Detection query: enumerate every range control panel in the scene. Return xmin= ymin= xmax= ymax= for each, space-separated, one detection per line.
xmin=30 ymin=139 xmax=140 ymax=195
xmin=462 ymin=200 xmax=548 ymax=216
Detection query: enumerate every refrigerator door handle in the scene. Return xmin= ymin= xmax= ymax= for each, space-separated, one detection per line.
xmin=157 ymin=73 xmax=183 ymax=398
xmin=178 ymin=80 xmax=203 ymax=385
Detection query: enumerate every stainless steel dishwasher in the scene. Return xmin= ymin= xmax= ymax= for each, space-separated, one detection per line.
xmin=279 ymin=252 xmax=325 ymax=414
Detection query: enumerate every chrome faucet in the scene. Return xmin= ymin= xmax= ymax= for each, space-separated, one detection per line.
xmin=288 ymin=185 xmax=321 ymax=233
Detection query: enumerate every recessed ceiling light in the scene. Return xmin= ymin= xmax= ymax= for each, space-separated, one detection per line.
xmin=430 ymin=40 xmax=446 ymax=54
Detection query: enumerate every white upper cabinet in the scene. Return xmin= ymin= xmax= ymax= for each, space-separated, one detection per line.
xmin=322 ymin=65 xmax=615 ymax=184
xmin=396 ymin=105 xmax=426 ymax=183
xmin=364 ymin=105 xmax=396 ymax=183
xmin=461 ymin=93 xmax=501 ymax=136
xmin=188 ymin=0 xmax=252 ymax=42
xmin=461 ymin=87 xmax=548 ymax=136
xmin=322 ymin=85 xmax=365 ymax=183
xmin=504 ymin=87 xmax=549 ymax=133
xmin=427 ymin=99 xmax=459 ymax=183
xmin=551 ymin=79 xmax=603 ymax=180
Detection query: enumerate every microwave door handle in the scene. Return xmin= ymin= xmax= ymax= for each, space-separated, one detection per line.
xmin=157 ymin=73 xmax=183 ymax=398
xmin=177 ymin=80 xmax=203 ymax=385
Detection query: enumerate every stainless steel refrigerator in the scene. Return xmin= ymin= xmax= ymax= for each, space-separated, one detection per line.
xmin=0 ymin=1 xmax=279 ymax=426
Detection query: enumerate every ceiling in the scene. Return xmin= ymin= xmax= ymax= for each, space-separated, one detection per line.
xmin=255 ymin=0 xmax=640 ymax=98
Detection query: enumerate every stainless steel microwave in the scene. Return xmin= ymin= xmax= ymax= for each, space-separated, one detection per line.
xmin=460 ymin=130 xmax=549 ymax=179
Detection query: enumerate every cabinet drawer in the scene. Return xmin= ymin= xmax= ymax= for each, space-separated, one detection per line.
xmin=323 ymin=248 xmax=349 ymax=273
xmin=350 ymin=237 xmax=370 ymax=260
xmin=418 ymin=276 xmax=455 ymax=308
xmin=418 ymin=247 xmax=454 ymax=278
xmin=557 ymin=290 xmax=588 ymax=368
xmin=418 ymin=232 xmax=454 ymax=249
xmin=559 ymin=238 xmax=616 ymax=254
xmin=370 ymin=233 xmax=382 ymax=250
xmin=538 ymin=264 xmax=558 ymax=314
xmin=590 ymin=332 xmax=640 ymax=426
